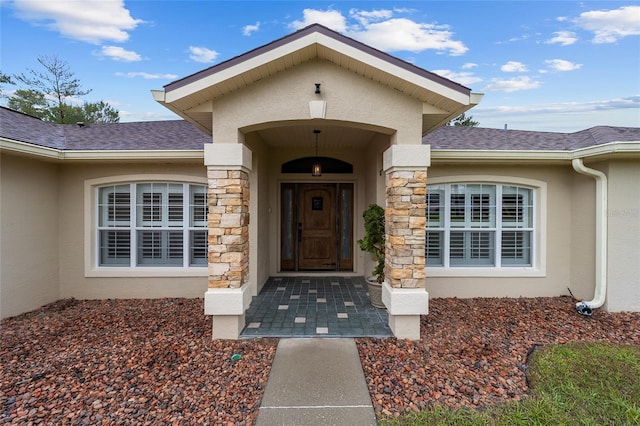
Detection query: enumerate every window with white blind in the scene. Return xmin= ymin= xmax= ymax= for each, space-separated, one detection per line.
xmin=97 ymin=183 xmax=207 ymax=268
xmin=426 ymin=183 xmax=534 ymax=268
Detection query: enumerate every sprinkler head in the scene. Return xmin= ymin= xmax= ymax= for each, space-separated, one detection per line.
xmin=576 ymin=302 xmax=593 ymax=316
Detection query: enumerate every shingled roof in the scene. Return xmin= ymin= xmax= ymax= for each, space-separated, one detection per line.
xmin=164 ymin=23 xmax=470 ymax=96
xmin=2 ymin=106 xmax=638 ymax=153
xmin=422 ymin=125 xmax=640 ymax=151
xmin=0 ymin=107 xmax=210 ymax=151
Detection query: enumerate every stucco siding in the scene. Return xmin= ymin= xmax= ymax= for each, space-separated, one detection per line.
xmin=245 ymin=133 xmax=271 ymax=294
xmin=425 ymin=164 xmax=593 ymax=299
xmin=604 ymin=159 xmax=640 ymax=312
xmin=211 ymin=60 xmax=423 ymax=145
xmin=569 ymin=172 xmax=597 ymax=301
xmin=58 ymin=162 xmax=208 ymax=300
xmin=0 ymin=154 xmax=60 ymax=319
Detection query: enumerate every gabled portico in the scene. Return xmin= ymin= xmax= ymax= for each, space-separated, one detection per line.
xmin=152 ymin=24 xmax=482 ymax=339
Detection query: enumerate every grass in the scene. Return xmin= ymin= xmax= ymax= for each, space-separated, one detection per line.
xmin=381 ymin=342 xmax=640 ymax=425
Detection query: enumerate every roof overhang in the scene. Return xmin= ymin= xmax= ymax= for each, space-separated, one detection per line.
xmin=3 ymin=137 xmax=637 ymax=164
xmin=430 ymin=141 xmax=640 ymax=164
xmin=0 ymin=138 xmax=204 ymax=162
xmin=153 ymin=24 xmax=482 ymax=135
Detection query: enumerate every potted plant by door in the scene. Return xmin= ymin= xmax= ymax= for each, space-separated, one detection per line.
xmin=357 ymin=203 xmax=385 ymax=308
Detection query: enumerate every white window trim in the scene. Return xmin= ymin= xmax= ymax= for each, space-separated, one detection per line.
xmin=426 ymin=175 xmax=547 ymax=278
xmin=85 ymin=174 xmax=208 ymax=277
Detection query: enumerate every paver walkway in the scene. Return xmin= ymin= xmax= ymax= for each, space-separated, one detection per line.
xmin=256 ymin=338 xmax=377 ymax=425
xmin=241 ymin=277 xmax=392 ymax=338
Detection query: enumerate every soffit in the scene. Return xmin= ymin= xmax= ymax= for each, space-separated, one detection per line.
xmin=255 ymin=124 xmax=378 ymax=149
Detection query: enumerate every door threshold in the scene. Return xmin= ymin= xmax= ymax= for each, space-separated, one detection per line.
xmin=273 ymin=272 xmax=360 ymax=277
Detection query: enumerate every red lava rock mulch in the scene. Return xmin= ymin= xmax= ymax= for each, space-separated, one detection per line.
xmin=357 ymin=296 xmax=640 ymax=417
xmin=0 ymin=298 xmax=277 ymax=425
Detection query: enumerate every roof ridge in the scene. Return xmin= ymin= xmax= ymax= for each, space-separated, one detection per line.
xmin=163 ymin=23 xmax=470 ymax=94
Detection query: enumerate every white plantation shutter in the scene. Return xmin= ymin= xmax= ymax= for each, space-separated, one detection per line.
xmin=426 ymin=183 xmax=533 ymax=268
xmin=99 ymin=230 xmax=131 ymax=265
xmin=189 ymin=186 xmax=208 ymax=265
xmin=98 ymin=183 xmax=207 ymax=267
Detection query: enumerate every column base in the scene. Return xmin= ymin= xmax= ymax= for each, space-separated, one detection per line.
xmin=382 ymin=281 xmax=428 ymax=340
xmin=204 ymin=285 xmax=251 ymax=340
xmin=388 ymin=315 xmax=421 ymax=340
xmin=212 ymin=314 xmax=246 ymax=340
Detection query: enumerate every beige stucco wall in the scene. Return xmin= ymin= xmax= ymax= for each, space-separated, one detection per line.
xmin=211 ymin=60 xmax=423 ymax=145
xmin=244 ymin=133 xmax=271 ymax=294
xmin=58 ymin=162 xmax=208 ymax=300
xmin=602 ymin=159 xmax=640 ymax=311
xmin=362 ymin=133 xmax=390 ymax=278
xmin=0 ymin=154 xmax=60 ymax=319
xmin=570 ymin=171 xmax=597 ymax=301
xmin=424 ymin=163 xmax=596 ymax=299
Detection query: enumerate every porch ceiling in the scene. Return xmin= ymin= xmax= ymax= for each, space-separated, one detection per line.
xmin=255 ymin=124 xmax=378 ymax=148
xmin=153 ymin=24 xmax=481 ymax=136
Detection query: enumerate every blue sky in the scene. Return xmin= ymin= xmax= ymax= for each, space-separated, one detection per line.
xmin=1 ymin=0 xmax=639 ymax=132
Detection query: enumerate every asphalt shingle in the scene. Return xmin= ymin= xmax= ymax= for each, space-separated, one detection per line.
xmin=2 ymin=106 xmax=638 ymax=152
xmin=0 ymin=107 xmax=210 ymax=151
xmin=422 ymin=125 xmax=640 ymax=151
xmin=0 ymin=107 xmax=66 ymax=149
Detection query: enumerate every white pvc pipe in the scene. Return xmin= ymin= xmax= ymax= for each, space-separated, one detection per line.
xmin=571 ymin=158 xmax=608 ymax=313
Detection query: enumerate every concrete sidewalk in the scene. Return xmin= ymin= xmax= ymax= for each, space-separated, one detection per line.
xmin=256 ymin=338 xmax=377 ymax=425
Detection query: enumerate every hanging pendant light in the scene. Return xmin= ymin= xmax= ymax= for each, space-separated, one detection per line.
xmin=312 ymin=129 xmax=322 ymax=176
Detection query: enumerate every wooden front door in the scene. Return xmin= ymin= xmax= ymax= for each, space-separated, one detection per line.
xmin=299 ymin=184 xmax=336 ymax=270
xmin=281 ymin=183 xmax=353 ymax=271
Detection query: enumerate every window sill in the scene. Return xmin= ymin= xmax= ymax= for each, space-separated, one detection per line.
xmin=426 ymin=267 xmax=545 ymax=278
xmin=85 ymin=267 xmax=207 ymax=278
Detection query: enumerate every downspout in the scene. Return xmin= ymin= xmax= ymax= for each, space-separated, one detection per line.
xmin=571 ymin=158 xmax=607 ymax=315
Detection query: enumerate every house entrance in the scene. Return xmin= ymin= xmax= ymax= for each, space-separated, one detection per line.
xmin=281 ymin=183 xmax=353 ymax=271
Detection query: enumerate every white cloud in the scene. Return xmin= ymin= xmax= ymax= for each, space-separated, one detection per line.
xmin=60 ymin=94 xmax=83 ymax=105
xmin=243 ymin=22 xmax=260 ymax=36
xmin=11 ymin=0 xmax=143 ymax=44
xmin=392 ymin=7 xmax=418 ymax=15
xmin=483 ymin=76 xmax=541 ymax=92
xmin=501 ymin=61 xmax=528 ymax=72
xmin=118 ymin=109 xmax=179 ymax=122
xmin=115 ymin=72 xmax=178 ymax=80
xmin=474 ymin=96 xmax=640 ymax=131
xmin=431 ymin=69 xmax=482 ymax=86
xmin=497 ymin=34 xmax=530 ymax=44
xmin=545 ymin=59 xmax=582 ymax=72
xmin=473 ymin=95 xmax=640 ymax=115
xmin=290 ymin=8 xmax=347 ymax=32
xmin=546 ymin=31 xmax=578 ymax=46
xmin=349 ymin=8 xmax=393 ymax=26
xmin=97 ymin=46 xmax=141 ymax=62
xmin=462 ymin=63 xmax=478 ymax=69
xmin=575 ymin=5 xmax=640 ymax=43
xmin=188 ymin=46 xmax=218 ymax=63
xmin=350 ymin=18 xmax=468 ymax=55
xmin=289 ymin=8 xmax=468 ymax=55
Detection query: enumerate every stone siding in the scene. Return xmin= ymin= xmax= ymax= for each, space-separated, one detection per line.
xmin=385 ymin=170 xmax=427 ymax=288
xmin=207 ymin=170 xmax=250 ymax=288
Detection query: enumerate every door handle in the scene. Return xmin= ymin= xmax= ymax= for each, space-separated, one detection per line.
xmin=298 ymin=223 xmax=302 ymax=242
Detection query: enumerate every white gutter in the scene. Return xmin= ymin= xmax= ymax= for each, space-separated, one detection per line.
xmin=1 ymin=139 xmax=204 ymax=161
xmin=571 ymin=158 xmax=608 ymax=315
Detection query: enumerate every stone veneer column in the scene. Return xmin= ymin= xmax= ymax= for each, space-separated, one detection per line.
xmin=207 ymin=169 xmax=249 ymax=289
xmin=381 ymin=144 xmax=430 ymax=340
xmin=203 ymin=144 xmax=253 ymax=339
